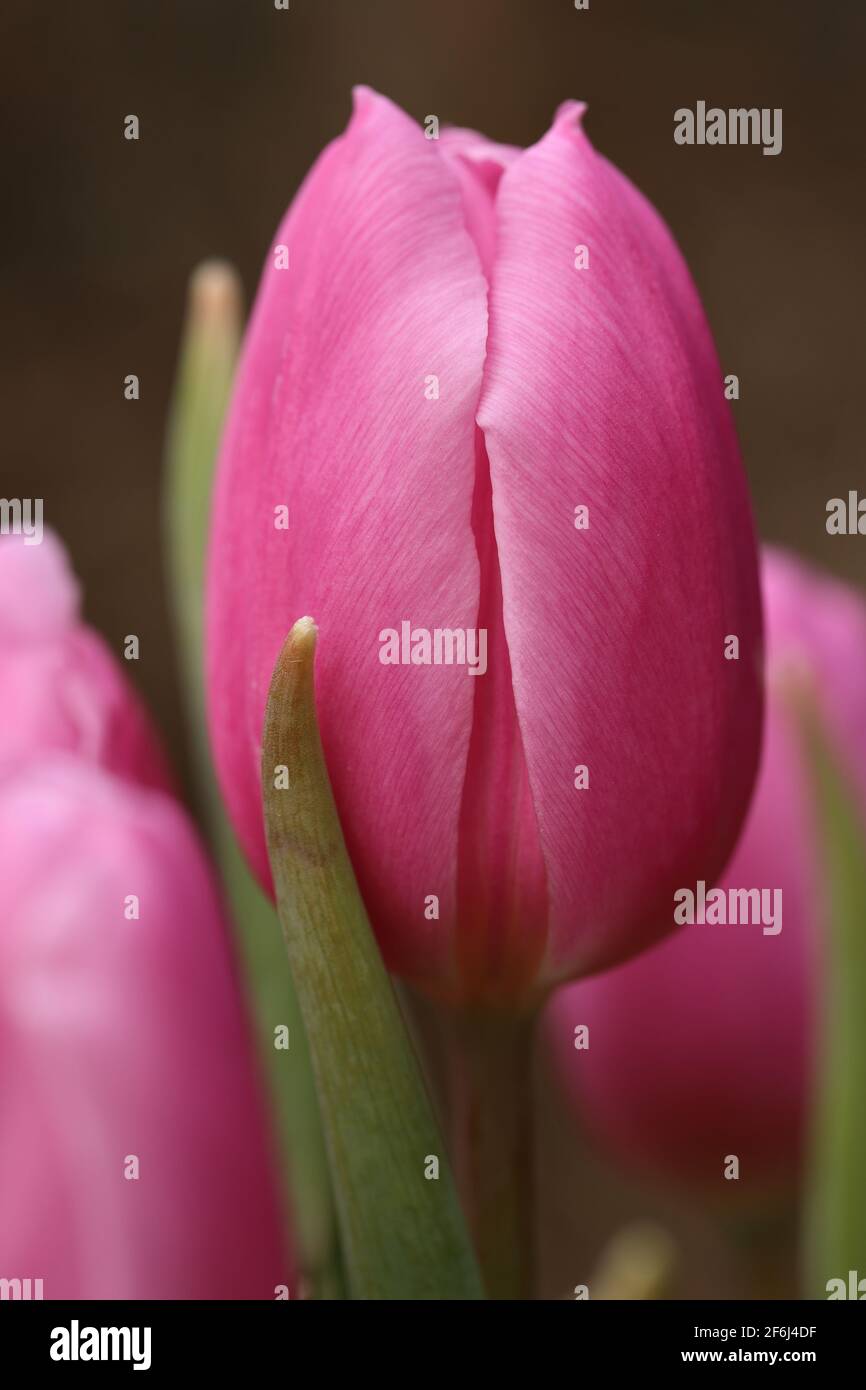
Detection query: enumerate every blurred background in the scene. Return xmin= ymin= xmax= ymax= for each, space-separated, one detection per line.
xmin=2 ymin=0 xmax=863 ymax=1298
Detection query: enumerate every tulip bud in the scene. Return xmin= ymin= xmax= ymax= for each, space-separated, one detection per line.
xmin=545 ymin=549 xmax=866 ymax=1193
xmin=0 ymin=530 xmax=291 ymax=1297
xmin=0 ymin=756 xmax=292 ymax=1299
xmin=0 ymin=531 xmax=167 ymax=789
xmin=206 ymin=87 xmax=762 ymax=1006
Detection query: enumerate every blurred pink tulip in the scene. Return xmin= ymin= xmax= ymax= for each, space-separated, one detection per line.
xmin=0 ymin=534 xmax=292 ymax=1298
xmin=546 ymin=549 xmax=866 ymax=1192
xmin=0 ymin=532 xmax=168 ymax=790
xmin=206 ymin=88 xmax=762 ymax=1006
xmin=0 ymin=756 xmax=292 ymax=1299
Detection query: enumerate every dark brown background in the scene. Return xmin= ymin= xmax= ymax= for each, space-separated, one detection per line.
xmin=2 ymin=0 xmax=862 ymax=1296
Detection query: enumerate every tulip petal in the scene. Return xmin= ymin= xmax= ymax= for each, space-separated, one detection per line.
xmin=547 ymin=690 xmax=814 ymax=1189
xmin=763 ymin=548 xmax=866 ymax=823
xmin=477 ymin=102 xmax=763 ymax=981
xmin=207 ymin=88 xmax=489 ymax=990
xmin=0 ymin=758 xmax=289 ymax=1299
xmin=545 ymin=549 xmax=866 ymax=1196
xmin=0 ymin=533 xmax=169 ymax=792
xmin=439 ymin=126 xmax=519 ymax=279
xmin=0 ymin=529 xmax=79 ymax=639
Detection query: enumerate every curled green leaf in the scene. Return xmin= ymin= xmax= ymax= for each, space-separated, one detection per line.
xmin=262 ymin=617 xmax=483 ymax=1300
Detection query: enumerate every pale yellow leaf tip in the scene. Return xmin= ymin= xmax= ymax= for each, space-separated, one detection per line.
xmin=187 ymin=259 xmax=243 ymax=329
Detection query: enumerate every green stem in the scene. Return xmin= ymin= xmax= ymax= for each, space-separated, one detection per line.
xmin=798 ymin=697 xmax=866 ymax=1297
xmin=445 ymin=1010 xmax=535 ymax=1299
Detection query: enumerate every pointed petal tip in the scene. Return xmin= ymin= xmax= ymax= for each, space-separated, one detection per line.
xmin=350 ymin=84 xmax=392 ymax=124
xmin=351 ymin=83 xmax=376 ymax=109
xmin=552 ymin=99 xmax=589 ymax=136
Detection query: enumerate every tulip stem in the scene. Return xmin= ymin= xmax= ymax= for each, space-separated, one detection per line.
xmin=445 ymin=1010 xmax=535 ymax=1299
xmin=799 ymin=699 xmax=866 ymax=1297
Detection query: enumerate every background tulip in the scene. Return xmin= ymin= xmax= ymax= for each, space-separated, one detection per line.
xmin=545 ymin=548 xmax=866 ymax=1194
xmin=0 ymin=756 xmax=291 ymax=1299
xmin=0 ymin=532 xmax=167 ymax=790
xmin=0 ymin=532 xmax=291 ymax=1298
xmin=206 ymin=87 xmax=762 ymax=1006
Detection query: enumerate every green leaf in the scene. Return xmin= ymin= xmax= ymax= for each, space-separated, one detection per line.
xmin=800 ymin=698 xmax=866 ymax=1297
xmin=262 ymin=618 xmax=484 ymax=1300
xmin=163 ymin=263 xmax=340 ymax=1297
xmin=164 ymin=261 xmax=240 ymax=731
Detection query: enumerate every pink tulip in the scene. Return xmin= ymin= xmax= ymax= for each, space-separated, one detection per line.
xmin=546 ymin=549 xmax=866 ymax=1192
xmin=0 ymin=532 xmax=167 ymax=790
xmin=0 ymin=755 xmax=292 ymax=1299
xmin=206 ymin=88 xmax=762 ymax=1006
xmin=0 ymin=534 xmax=291 ymax=1297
